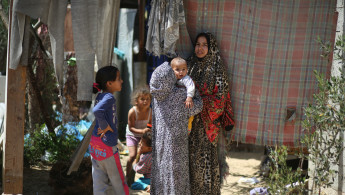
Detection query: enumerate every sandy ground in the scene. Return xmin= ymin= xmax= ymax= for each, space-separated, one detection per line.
xmin=18 ymin=145 xmax=266 ymax=195
xmin=221 ymin=150 xmax=266 ymax=194
xmin=128 ymin=149 xmax=266 ymax=195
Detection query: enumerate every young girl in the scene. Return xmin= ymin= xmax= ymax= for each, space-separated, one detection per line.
xmin=89 ymin=65 xmax=129 ymax=195
xmin=131 ymin=131 xmax=153 ymax=192
xmin=125 ymin=87 xmax=152 ymax=186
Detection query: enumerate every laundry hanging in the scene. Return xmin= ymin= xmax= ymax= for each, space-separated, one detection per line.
xmin=9 ymin=0 xmax=120 ymax=101
xmin=146 ymin=0 xmax=185 ymax=57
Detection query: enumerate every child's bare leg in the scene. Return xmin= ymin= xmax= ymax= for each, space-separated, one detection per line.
xmin=126 ymin=146 xmax=137 ymax=178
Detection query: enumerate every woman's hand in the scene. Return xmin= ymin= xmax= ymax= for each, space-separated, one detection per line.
xmin=97 ymin=125 xmax=114 ymax=138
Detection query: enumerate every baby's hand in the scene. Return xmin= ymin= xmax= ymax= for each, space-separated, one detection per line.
xmin=185 ymin=97 xmax=194 ymax=108
xmin=97 ymin=125 xmax=114 ymax=138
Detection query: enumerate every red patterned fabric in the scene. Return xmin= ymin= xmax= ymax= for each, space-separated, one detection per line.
xmin=188 ymin=33 xmax=235 ymax=145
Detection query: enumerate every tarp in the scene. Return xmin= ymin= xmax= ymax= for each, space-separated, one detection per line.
xmin=175 ymin=0 xmax=337 ymax=146
xmin=9 ymin=0 xmax=67 ymax=89
xmin=71 ymin=0 xmax=120 ymax=100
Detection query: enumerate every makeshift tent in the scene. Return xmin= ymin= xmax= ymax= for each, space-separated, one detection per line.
xmin=170 ymin=0 xmax=337 ymax=146
xmin=146 ymin=0 xmax=337 ymax=146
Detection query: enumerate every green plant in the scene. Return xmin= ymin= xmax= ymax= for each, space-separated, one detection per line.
xmin=265 ymin=146 xmax=307 ymax=194
xmin=67 ymin=57 xmax=76 ymax=66
xmin=24 ymin=124 xmax=81 ymax=165
xmin=302 ymin=70 xmax=344 ymax=194
xmin=24 ymin=124 xmax=50 ymax=165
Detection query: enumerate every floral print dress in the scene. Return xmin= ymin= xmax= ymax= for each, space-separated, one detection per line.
xmin=149 ymin=62 xmax=203 ymax=195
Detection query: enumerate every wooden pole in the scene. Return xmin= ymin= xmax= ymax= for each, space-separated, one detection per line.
xmin=2 ymin=67 xmax=26 ymax=194
xmin=2 ymin=1 xmax=27 ymax=193
xmin=138 ymin=0 xmax=146 ymax=61
xmin=67 ymin=121 xmax=95 ymax=175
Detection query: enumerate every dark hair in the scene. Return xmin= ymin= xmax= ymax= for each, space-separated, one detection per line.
xmin=194 ymin=32 xmax=210 ymax=50
xmin=92 ymin=65 xmax=119 ymax=94
xmin=142 ymin=131 xmax=152 ymax=147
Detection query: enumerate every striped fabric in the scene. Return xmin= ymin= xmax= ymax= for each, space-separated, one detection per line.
xmin=133 ymin=152 xmax=152 ymax=179
xmin=176 ymin=0 xmax=337 ymax=146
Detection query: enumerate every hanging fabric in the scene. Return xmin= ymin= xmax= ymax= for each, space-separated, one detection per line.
xmin=146 ymin=0 xmax=185 ymax=57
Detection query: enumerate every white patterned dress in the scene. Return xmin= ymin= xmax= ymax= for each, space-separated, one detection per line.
xmin=149 ymin=62 xmax=203 ymax=195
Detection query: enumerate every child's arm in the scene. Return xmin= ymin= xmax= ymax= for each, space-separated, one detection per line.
xmin=185 ymin=76 xmax=195 ymax=99
xmin=128 ymin=108 xmax=151 ymax=135
xmin=148 ymin=109 xmax=152 ymax=125
xmin=134 ymin=140 xmax=152 ymax=164
xmin=93 ymin=94 xmax=115 ymax=137
xmin=97 ymin=125 xmax=114 ymax=138
xmin=133 ymin=149 xmax=152 ymax=175
xmin=133 ymin=153 xmax=152 ymax=175
xmin=134 ymin=145 xmax=142 ymax=164
xmin=181 ymin=75 xmax=195 ymax=108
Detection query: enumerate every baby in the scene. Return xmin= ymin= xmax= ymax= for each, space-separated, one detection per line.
xmin=170 ymin=57 xmax=195 ymax=108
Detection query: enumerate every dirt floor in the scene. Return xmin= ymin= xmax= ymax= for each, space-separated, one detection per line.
xmin=17 ymin=145 xmax=266 ymax=195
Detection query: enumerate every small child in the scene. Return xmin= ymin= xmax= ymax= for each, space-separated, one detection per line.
xmin=171 ymin=57 xmax=195 ymax=132
xmin=125 ymin=86 xmax=152 ymax=186
xmin=171 ymin=57 xmax=195 ymax=108
xmin=89 ymin=65 xmax=129 ymax=195
xmin=131 ymin=131 xmax=152 ymax=192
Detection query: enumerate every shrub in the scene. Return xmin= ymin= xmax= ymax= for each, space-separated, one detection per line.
xmin=24 ymin=124 xmax=81 ymax=165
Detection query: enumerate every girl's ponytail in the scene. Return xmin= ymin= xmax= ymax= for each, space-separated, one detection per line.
xmin=93 ymin=83 xmax=101 ymax=94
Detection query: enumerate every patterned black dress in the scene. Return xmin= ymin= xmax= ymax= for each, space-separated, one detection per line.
xmin=188 ymin=33 xmax=235 ymax=195
xmin=149 ymin=62 xmax=203 ymax=195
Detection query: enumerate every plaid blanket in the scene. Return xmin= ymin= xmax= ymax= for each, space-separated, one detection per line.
xmin=176 ymin=0 xmax=337 ymax=146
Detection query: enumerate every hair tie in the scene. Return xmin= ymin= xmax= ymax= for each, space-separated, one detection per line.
xmin=93 ymin=83 xmax=101 ymax=92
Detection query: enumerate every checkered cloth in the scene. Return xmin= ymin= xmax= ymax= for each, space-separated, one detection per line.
xmin=176 ymin=0 xmax=337 ymax=146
